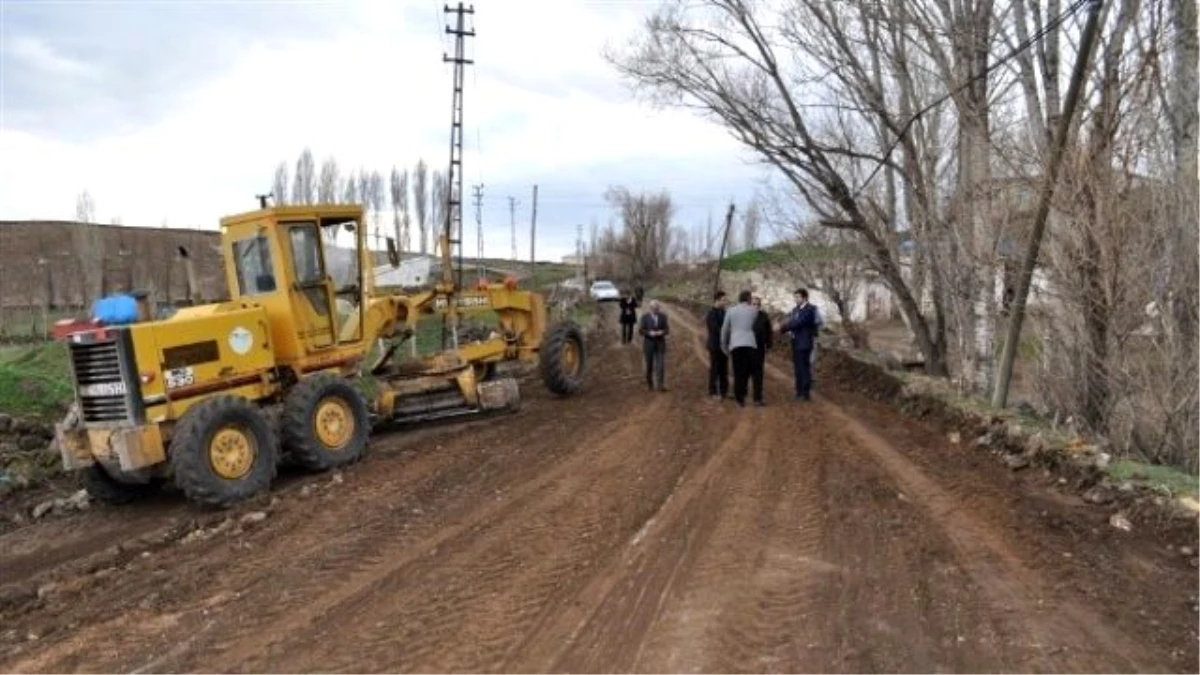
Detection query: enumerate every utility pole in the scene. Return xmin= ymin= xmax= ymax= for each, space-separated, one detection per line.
xmin=529 ymin=184 xmax=539 ymax=288
xmin=440 ymin=1 xmax=474 ymax=349
xmin=508 ymin=196 xmax=519 ymax=262
xmin=441 ymin=1 xmax=474 ymax=292
xmin=991 ymin=0 xmax=1104 ymax=408
xmin=712 ymin=202 xmax=736 ymax=298
xmin=472 ymin=183 xmax=484 ymax=282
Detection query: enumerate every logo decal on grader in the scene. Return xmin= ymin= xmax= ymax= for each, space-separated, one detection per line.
xmin=228 ymin=326 xmax=254 ymax=355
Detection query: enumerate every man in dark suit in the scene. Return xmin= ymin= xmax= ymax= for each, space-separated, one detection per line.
xmin=639 ymin=299 xmax=670 ymax=391
xmin=704 ymin=291 xmax=729 ymax=400
xmin=779 ymin=288 xmax=818 ymax=401
xmin=751 ymin=294 xmax=773 ymax=402
xmin=618 ymin=290 xmax=639 ymax=344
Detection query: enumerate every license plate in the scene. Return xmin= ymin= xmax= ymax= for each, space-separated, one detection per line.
xmin=80 ymin=381 xmax=127 ymax=397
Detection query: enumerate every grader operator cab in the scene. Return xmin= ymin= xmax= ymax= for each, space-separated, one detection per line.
xmin=55 ymin=204 xmax=586 ymax=508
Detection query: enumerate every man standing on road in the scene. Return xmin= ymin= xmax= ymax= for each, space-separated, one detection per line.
xmin=618 ymin=290 xmax=639 ymax=345
xmin=705 ymin=291 xmax=729 ymax=400
xmin=751 ymin=295 xmax=773 ymax=402
xmin=721 ymin=290 xmax=764 ymax=407
xmin=778 ymin=288 xmax=818 ymax=401
xmin=639 ymin=299 xmax=670 ymax=391
xmin=810 ymin=302 xmax=825 ymax=387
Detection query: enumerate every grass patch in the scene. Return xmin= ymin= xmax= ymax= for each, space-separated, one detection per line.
xmin=0 ymin=342 xmax=73 ymax=418
xmin=720 ymin=242 xmax=857 ymax=272
xmin=1107 ymin=460 xmax=1199 ymax=498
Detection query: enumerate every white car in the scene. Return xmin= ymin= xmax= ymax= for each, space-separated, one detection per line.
xmin=589 ymin=280 xmax=620 ymax=302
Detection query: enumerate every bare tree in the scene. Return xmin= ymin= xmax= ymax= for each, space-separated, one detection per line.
xmin=367 ymin=169 xmax=386 ymax=248
xmin=742 ymin=200 xmax=762 ymax=251
xmin=413 ymin=159 xmax=430 ymax=254
xmin=600 ymin=186 xmax=674 ymax=283
xmin=72 ymin=191 xmax=102 ymax=306
xmin=292 ymin=148 xmax=315 ymax=205
xmin=355 ymin=169 xmax=370 ymax=211
xmin=607 ymin=0 xmax=949 ymax=374
xmin=75 ymin=190 xmax=95 ymax=223
xmin=317 ymin=156 xmax=340 ymax=204
xmin=341 ymin=175 xmax=358 ymax=205
xmin=430 ymin=170 xmax=446 ymax=255
xmin=272 ymin=162 xmax=290 ymax=206
xmin=390 ymin=166 xmax=410 ymax=251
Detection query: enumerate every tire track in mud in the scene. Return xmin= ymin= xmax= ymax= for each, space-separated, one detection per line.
xmin=818 ymin=407 xmax=1147 ymax=673
xmin=666 ymin=302 xmax=1154 ymax=672
xmin=1 ymin=348 xmax=646 ymax=674
xmin=624 ymin=306 xmax=831 ymax=672
xmin=1 ymin=439 xmax=493 ymax=673
xmin=201 ymin=347 xmax=679 ymax=672
xmin=534 ymin=413 xmax=760 ymax=673
xmin=0 ymin=416 xmax=501 ymax=591
xmin=276 ymin=336 xmax=729 ymax=673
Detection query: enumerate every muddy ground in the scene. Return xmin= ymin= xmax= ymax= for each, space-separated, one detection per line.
xmin=0 ymin=303 xmax=1196 ymax=673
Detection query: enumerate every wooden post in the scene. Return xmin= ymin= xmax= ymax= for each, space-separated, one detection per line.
xmin=712 ymin=202 xmax=736 ymax=298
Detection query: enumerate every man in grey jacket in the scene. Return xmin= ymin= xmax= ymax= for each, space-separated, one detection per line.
xmin=721 ymin=290 xmax=764 ymax=407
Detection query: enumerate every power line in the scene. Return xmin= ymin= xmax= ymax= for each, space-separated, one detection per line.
xmin=852 ymin=0 xmax=1095 ymax=199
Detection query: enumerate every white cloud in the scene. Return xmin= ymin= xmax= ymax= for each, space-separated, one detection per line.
xmin=6 ymin=35 xmax=100 ymax=80
xmin=0 ymin=0 xmax=764 ymax=260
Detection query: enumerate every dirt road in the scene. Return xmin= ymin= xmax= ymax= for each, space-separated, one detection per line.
xmin=1 ymin=303 xmax=1195 ymax=673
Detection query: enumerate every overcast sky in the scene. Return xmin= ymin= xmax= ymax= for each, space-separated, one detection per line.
xmin=0 ymin=0 xmax=767 ymax=261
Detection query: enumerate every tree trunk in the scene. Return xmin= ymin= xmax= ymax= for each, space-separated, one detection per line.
xmin=1080 ymin=223 xmax=1110 ymax=430
xmin=1171 ymin=0 xmax=1199 ymax=344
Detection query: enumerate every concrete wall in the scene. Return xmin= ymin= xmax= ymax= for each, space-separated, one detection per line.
xmin=718 ymin=270 xmax=888 ymax=323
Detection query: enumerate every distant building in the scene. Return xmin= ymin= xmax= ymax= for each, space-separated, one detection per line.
xmin=373 ymin=255 xmax=437 ymax=288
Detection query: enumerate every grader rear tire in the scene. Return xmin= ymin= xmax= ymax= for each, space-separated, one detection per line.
xmin=539 ymin=321 xmax=586 ymax=396
xmin=170 ymin=396 xmax=277 ymax=509
xmin=281 ymin=373 xmax=370 ymax=472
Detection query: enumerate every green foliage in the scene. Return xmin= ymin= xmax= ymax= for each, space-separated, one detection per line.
xmin=0 ymin=342 xmax=73 ymax=418
xmin=719 ymin=242 xmax=857 ymax=272
xmin=1107 ymin=460 xmax=1199 ymax=498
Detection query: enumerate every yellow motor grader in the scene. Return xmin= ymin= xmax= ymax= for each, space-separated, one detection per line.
xmin=54 ymin=204 xmax=586 ymax=508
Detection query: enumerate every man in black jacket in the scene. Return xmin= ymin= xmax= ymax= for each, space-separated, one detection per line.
xmin=618 ymin=290 xmax=639 ymax=344
xmin=639 ymin=300 xmax=670 ymax=391
xmin=751 ymin=295 xmax=773 ymax=403
xmin=704 ymin=291 xmax=729 ymax=400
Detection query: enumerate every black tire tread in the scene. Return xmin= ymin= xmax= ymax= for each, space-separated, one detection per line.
xmin=539 ymin=321 xmax=586 ymax=396
xmin=170 ymin=395 xmax=277 ymax=509
xmin=280 ymin=373 xmax=371 ymax=472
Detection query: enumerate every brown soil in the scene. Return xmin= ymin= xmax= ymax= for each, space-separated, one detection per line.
xmin=0 ymin=304 xmax=1195 ymax=673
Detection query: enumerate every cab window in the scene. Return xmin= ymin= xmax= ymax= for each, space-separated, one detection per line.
xmin=233 ymin=235 xmax=276 ymax=295
xmin=289 ymin=224 xmax=324 ymax=284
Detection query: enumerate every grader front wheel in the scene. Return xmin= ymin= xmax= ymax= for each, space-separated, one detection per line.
xmin=539 ymin=321 xmax=586 ymax=396
xmin=281 ymin=373 xmax=371 ymax=472
xmin=170 ymin=395 xmax=278 ymax=509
